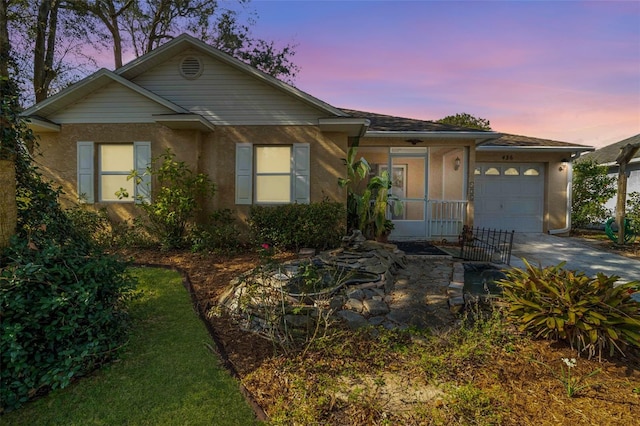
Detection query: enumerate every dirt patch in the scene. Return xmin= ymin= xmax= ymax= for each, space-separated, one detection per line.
xmin=123 ymin=247 xmax=640 ymax=425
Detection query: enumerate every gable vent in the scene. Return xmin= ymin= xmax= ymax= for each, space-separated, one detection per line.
xmin=180 ymin=56 xmax=203 ymax=79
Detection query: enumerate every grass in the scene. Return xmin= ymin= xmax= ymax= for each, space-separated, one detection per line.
xmin=1 ymin=267 xmax=259 ymax=426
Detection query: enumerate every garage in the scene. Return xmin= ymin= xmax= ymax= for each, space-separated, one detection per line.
xmin=474 ymin=163 xmax=544 ymax=232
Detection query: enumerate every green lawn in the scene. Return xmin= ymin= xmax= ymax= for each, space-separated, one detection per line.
xmin=1 ymin=267 xmax=260 ymax=425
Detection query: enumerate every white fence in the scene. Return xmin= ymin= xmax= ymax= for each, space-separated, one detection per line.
xmin=427 ymin=200 xmax=467 ymax=239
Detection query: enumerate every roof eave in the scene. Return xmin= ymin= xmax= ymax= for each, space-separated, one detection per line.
xmin=152 ymin=114 xmax=215 ymax=132
xmin=601 ymin=157 xmax=640 ymax=168
xmin=364 ymin=131 xmax=501 ymax=139
xmin=24 ymin=116 xmax=61 ymax=133
xmin=318 ymin=118 xmax=370 ymax=137
xmin=477 ymin=146 xmax=595 ymax=153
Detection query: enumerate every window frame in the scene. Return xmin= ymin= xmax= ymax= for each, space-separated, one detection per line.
xmin=254 ymin=145 xmax=294 ymax=204
xmin=98 ymin=143 xmax=135 ymax=203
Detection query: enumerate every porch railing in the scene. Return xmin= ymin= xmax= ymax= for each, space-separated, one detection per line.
xmin=458 ymin=226 xmax=515 ymax=265
xmin=427 ymin=200 xmax=467 ymax=239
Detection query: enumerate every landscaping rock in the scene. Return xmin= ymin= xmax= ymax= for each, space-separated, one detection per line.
xmin=217 ymin=234 xmax=459 ymax=344
xmin=363 ymin=299 xmax=390 ymax=316
xmin=337 ymin=310 xmax=369 ymax=329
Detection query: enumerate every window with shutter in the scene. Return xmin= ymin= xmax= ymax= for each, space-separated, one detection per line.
xmin=235 ymin=143 xmax=310 ymax=205
xmin=77 ymin=141 xmax=151 ymax=203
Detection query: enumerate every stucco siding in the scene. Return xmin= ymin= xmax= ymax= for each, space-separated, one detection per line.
xmin=132 ymin=49 xmax=326 ymax=125
xmin=49 ymin=82 xmax=176 ymax=123
xmin=34 ymin=123 xmax=348 ymax=228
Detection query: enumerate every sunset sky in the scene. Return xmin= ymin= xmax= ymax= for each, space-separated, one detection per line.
xmin=243 ymin=0 xmax=640 ymax=148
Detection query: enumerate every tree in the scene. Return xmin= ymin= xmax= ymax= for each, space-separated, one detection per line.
xmin=26 ymin=0 xmax=300 ymax=99
xmin=1 ymin=0 xmax=22 ymax=248
xmin=8 ymin=0 xmax=97 ymax=104
xmin=437 ymin=112 xmax=492 ymax=130
xmin=571 ymin=159 xmax=616 ymax=230
xmin=68 ymin=0 xmax=134 ymax=69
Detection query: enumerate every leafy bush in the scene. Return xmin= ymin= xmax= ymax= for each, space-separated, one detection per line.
xmin=65 ymin=205 xmax=155 ymax=249
xmin=499 ymin=260 xmax=640 ymax=359
xmin=121 ymin=149 xmax=216 ymax=250
xmin=1 ymin=142 xmax=135 ymax=412
xmin=249 ymin=201 xmax=346 ymax=251
xmin=189 ymin=209 xmax=244 ymax=254
xmin=571 ymin=160 xmax=616 ymax=229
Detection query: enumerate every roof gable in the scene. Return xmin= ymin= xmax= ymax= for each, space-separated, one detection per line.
xmin=22 ymin=34 xmax=348 ymax=127
xmin=128 ymin=46 xmax=334 ymax=125
xmin=22 ymin=69 xmax=186 ymax=120
xmin=116 ymin=34 xmax=347 ymax=122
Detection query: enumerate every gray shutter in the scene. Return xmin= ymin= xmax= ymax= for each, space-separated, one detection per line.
xmin=235 ymin=143 xmax=253 ymax=205
xmin=134 ymin=141 xmax=151 ymax=204
xmin=77 ymin=141 xmax=94 ymax=203
xmin=292 ymin=143 xmax=310 ymax=204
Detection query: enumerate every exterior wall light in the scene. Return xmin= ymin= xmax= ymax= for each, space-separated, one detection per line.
xmin=559 ymin=158 xmax=569 ymax=171
xmin=454 ymin=156 xmax=461 ymax=171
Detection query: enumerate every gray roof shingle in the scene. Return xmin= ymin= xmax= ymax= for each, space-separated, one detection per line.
xmin=342 ymin=109 xmax=591 ymax=149
xmin=580 ymin=134 xmax=640 ymax=164
xmin=341 ymin=109 xmax=494 ymax=133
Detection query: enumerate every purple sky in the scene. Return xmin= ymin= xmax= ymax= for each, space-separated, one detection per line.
xmin=242 ymin=0 xmax=640 ymax=148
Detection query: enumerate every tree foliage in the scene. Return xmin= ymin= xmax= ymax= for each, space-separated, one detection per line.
xmin=571 ymin=159 xmax=616 ymax=229
xmin=437 ymin=112 xmax=492 ymax=130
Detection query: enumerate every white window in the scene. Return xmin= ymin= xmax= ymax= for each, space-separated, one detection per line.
xmin=100 ymin=145 xmax=135 ymax=201
xmin=255 ymin=146 xmax=292 ymax=203
xmin=77 ymin=141 xmax=151 ymax=203
xmin=235 ymin=143 xmax=310 ymax=205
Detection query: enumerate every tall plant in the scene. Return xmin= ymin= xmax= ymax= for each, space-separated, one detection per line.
xmin=338 ymin=147 xmax=401 ymax=239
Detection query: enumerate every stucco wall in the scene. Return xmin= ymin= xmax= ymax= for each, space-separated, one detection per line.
xmin=34 ymin=123 xmax=348 ymax=227
xmin=198 ymin=125 xmax=348 ymax=224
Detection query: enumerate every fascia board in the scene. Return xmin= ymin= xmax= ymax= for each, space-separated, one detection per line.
xmin=364 ymin=131 xmax=501 ymax=139
xmin=477 ymin=146 xmax=595 ymax=153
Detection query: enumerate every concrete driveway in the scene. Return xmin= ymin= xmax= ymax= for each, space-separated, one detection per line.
xmin=509 ymin=233 xmax=640 ymax=285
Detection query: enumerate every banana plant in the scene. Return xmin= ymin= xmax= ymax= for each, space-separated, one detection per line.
xmin=339 ymin=147 xmax=403 ymax=239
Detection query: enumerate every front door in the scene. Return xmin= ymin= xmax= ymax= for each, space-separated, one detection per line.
xmin=388 ymin=152 xmax=427 ymax=239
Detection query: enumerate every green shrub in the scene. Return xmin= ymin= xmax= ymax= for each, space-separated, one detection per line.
xmin=1 ymin=144 xmax=136 ymax=413
xmin=249 ymin=200 xmax=346 ymax=251
xmin=189 ymin=209 xmax=244 ymax=254
xmin=627 ymin=191 xmax=640 ymax=235
xmin=64 ymin=205 xmax=155 ymax=249
xmin=499 ymin=260 xmax=640 ymax=359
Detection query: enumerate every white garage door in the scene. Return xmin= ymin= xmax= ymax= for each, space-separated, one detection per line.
xmin=474 ymin=163 xmax=544 ymax=232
